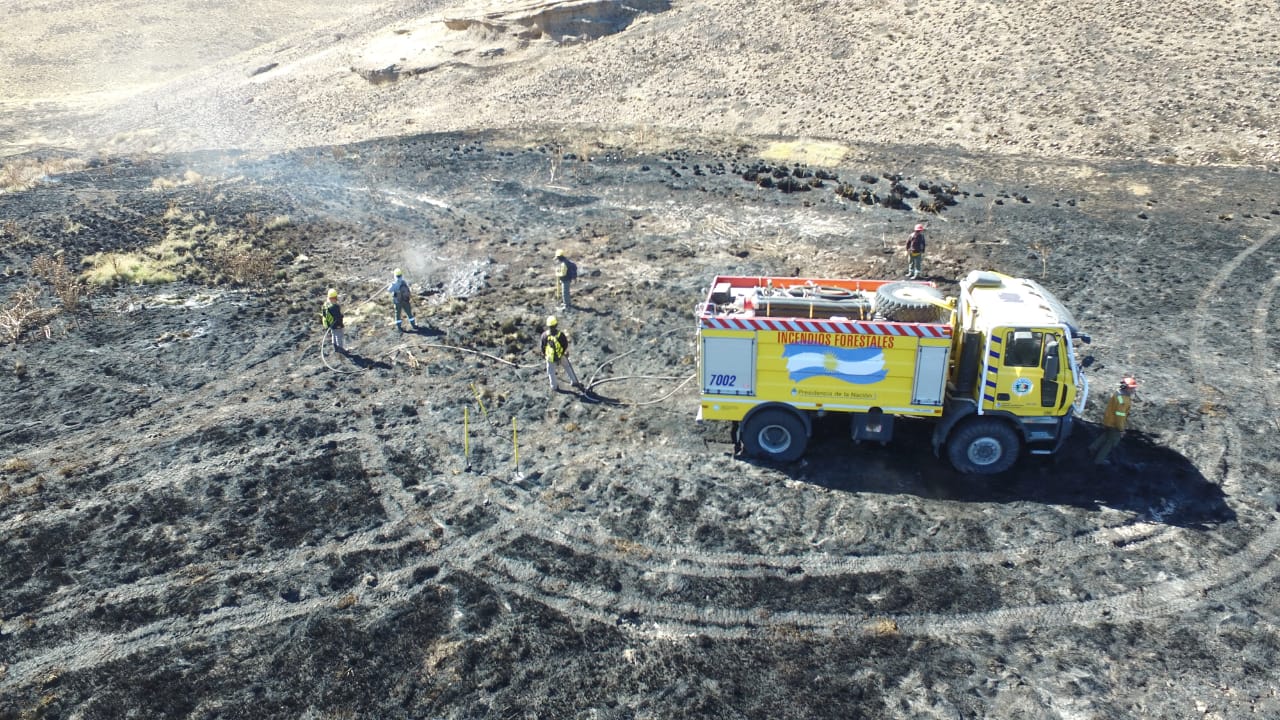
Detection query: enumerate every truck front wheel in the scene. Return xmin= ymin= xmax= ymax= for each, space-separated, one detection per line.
xmin=946 ymin=418 xmax=1020 ymax=474
xmin=742 ymin=408 xmax=808 ymax=462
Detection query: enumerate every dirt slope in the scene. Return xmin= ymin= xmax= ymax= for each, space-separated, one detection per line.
xmin=3 ymin=1 xmax=1280 ymax=719
xmin=3 ymin=0 xmax=1279 ymax=165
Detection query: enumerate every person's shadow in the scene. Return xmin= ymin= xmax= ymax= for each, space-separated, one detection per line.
xmin=335 ymin=347 xmax=391 ymax=370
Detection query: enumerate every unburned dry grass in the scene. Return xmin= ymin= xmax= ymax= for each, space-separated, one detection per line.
xmin=0 ymin=156 xmax=87 ymax=193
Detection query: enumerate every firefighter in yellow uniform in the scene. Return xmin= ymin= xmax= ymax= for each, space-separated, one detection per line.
xmin=1089 ymin=376 xmax=1137 ymax=464
xmin=321 ymin=288 xmax=345 ymax=351
xmin=540 ymin=316 xmax=583 ymax=392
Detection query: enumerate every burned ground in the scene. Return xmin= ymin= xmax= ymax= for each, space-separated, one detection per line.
xmin=2 ymin=130 xmax=1280 ymax=718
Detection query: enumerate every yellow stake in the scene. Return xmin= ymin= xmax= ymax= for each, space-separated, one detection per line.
xmin=471 ymin=383 xmax=489 ymax=422
xmin=463 ymin=406 xmax=470 ymax=467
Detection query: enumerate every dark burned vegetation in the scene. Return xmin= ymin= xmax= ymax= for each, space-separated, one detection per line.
xmin=1 ymin=131 xmax=1277 ymax=719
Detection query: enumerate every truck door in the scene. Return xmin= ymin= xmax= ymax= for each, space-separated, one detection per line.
xmin=986 ymin=328 xmax=1058 ymax=416
xmin=912 ymin=344 xmax=950 ymax=406
xmin=701 ymin=332 xmax=756 ymax=396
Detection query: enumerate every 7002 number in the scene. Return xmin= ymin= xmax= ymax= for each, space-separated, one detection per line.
xmin=708 ymin=374 xmax=737 ymax=387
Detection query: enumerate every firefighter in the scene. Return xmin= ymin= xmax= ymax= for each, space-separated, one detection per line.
xmin=554 ymin=249 xmax=578 ymax=309
xmin=540 ymin=315 xmax=583 ymax=392
xmin=1089 ymin=375 xmax=1138 ymax=465
xmin=388 ymin=268 xmax=416 ymax=332
xmin=905 ymin=224 xmax=926 ymax=279
xmin=321 ymin=288 xmax=345 ymax=351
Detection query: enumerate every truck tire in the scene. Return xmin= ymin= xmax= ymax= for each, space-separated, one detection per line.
xmin=875 ymin=282 xmax=944 ymax=323
xmin=741 ymin=408 xmax=808 ymax=462
xmin=946 ymin=418 xmax=1021 ymax=474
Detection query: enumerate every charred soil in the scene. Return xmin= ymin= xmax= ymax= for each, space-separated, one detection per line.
xmin=2 ymin=130 xmax=1280 ymax=718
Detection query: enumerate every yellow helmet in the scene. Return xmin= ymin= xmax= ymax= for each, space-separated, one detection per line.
xmin=546 ymin=315 xmax=558 ymax=327
xmin=394 ymin=268 xmax=402 ymax=276
xmin=555 ymin=248 xmax=565 ymax=258
xmin=327 ymin=288 xmax=338 ymax=298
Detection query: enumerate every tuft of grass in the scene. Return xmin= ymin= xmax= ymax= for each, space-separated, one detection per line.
xmin=82 ymin=227 xmax=205 ymax=286
xmin=82 ymin=252 xmax=178 ymax=286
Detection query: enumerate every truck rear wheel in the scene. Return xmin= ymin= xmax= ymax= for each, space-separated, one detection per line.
xmin=946 ymin=418 xmax=1020 ymax=474
xmin=741 ymin=408 xmax=808 ymax=462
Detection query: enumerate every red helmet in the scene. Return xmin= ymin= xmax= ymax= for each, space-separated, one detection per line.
xmin=1120 ymin=376 xmax=1138 ymax=390
xmin=914 ymin=224 xmax=925 ymax=232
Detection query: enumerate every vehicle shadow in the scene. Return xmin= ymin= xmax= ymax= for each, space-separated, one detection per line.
xmin=750 ymin=417 xmax=1235 ymax=530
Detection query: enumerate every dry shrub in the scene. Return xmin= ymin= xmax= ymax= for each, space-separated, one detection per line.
xmin=1030 ymin=241 xmax=1052 ymax=278
xmin=32 ymin=254 xmax=89 ymax=312
xmin=212 ymin=244 xmax=276 ymax=288
xmin=869 ymin=618 xmax=900 ymax=636
xmin=2 ymin=457 xmax=34 ymax=477
xmin=607 ymin=537 xmax=653 ymax=558
xmin=149 ymin=169 xmax=205 ymax=191
xmin=264 ymin=214 xmax=291 ymax=231
xmin=163 ymin=199 xmax=185 ymax=220
xmin=0 ymin=156 xmax=86 ymax=193
xmin=0 ymin=284 xmax=55 ymax=344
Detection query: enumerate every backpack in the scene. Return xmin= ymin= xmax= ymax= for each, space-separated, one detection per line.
xmin=562 ymin=258 xmax=578 ymax=281
xmin=395 ymin=281 xmax=411 ymax=304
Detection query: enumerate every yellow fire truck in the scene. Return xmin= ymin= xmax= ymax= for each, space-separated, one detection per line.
xmin=697 ymin=271 xmax=1089 ymax=473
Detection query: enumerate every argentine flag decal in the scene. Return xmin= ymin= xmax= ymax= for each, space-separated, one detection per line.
xmin=782 ymin=344 xmax=888 ymax=384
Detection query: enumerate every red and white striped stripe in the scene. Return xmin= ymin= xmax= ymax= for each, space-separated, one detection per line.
xmin=699 ymin=316 xmax=952 ymax=338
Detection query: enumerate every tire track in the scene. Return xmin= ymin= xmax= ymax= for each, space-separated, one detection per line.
xmin=471 ymin=512 xmax=1280 ymax=640
xmin=0 ymin=494 xmax=526 ymax=692
xmin=484 ymin=494 xmax=1165 ymax=578
xmin=1188 ymin=230 xmax=1275 ymax=492
xmin=444 ymin=231 xmax=1280 ymax=638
